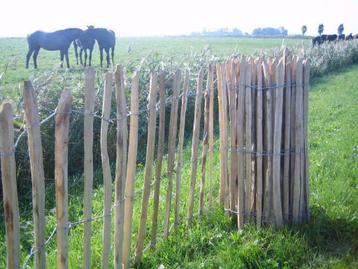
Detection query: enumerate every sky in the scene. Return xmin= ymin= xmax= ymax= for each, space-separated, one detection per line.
xmin=1 ymin=0 xmax=357 ymax=37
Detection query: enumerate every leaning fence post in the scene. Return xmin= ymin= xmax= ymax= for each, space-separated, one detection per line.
xmin=208 ymin=65 xmax=215 ymax=207
xmin=135 ymin=72 xmax=158 ymax=263
xmin=23 ymin=81 xmax=46 ymax=269
xmin=163 ymin=69 xmax=181 ymax=239
xmin=187 ymin=68 xmax=204 ymax=224
xmin=101 ymin=72 xmax=113 ymax=269
xmin=303 ymin=60 xmax=310 ymax=221
xmin=122 ymin=71 xmax=140 ymax=269
xmin=114 ymin=65 xmax=128 ymax=269
xmin=83 ymin=68 xmax=96 ymax=269
xmin=55 ymin=88 xmax=72 ymax=269
xmin=0 ymin=102 xmax=20 ymax=269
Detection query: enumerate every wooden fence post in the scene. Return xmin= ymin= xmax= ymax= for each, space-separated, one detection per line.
xmin=227 ymin=61 xmax=238 ymax=213
xmin=175 ymin=70 xmax=189 ymax=227
xmin=262 ymin=61 xmax=273 ymax=224
xmin=83 ymin=68 xmax=96 ymax=269
xmin=23 ymin=81 xmax=46 ymax=269
xmin=237 ymin=59 xmax=246 ymax=228
xmin=272 ymin=59 xmax=284 ymax=227
xmin=0 ymin=102 xmax=20 ymax=269
xmin=150 ymin=71 xmax=166 ymax=248
xmin=303 ymin=60 xmax=310 ymax=221
xmin=208 ymin=65 xmax=215 ymax=207
xmin=114 ymin=65 xmax=128 ymax=269
xmin=135 ymin=72 xmax=158 ymax=263
xmin=255 ymin=62 xmax=263 ymax=227
xmin=216 ymin=64 xmax=229 ymax=207
xmin=244 ymin=59 xmax=253 ymax=220
xmin=122 ymin=71 xmax=140 ymax=269
xmin=187 ymin=68 xmax=204 ymax=224
xmin=55 ymin=88 xmax=72 ymax=269
xmin=199 ymin=74 xmax=210 ymax=216
xmin=101 ymin=72 xmax=113 ymax=269
xmin=163 ymin=69 xmax=181 ymax=239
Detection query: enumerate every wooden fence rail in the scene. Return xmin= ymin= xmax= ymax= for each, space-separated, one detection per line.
xmin=0 ymin=50 xmax=309 ymax=269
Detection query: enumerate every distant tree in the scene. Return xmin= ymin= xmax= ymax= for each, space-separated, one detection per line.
xmin=301 ymin=25 xmax=307 ymax=36
xmin=232 ymin=28 xmax=243 ymax=36
xmin=318 ymin=24 xmax=324 ymax=36
xmin=338 ymin=24 xmax=344 ymax=35
xmin=252 ymin=27 xmax=288 ymax=36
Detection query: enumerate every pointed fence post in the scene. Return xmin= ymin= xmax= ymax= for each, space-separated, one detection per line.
xmin=55 ymin=88 xmax=72 ymax=269
xmin=0 ymin=102 xmax=20 ymax=269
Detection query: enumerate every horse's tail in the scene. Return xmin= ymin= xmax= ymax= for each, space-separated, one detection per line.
xmin=111 ymin=45 xmax=115 ymax=65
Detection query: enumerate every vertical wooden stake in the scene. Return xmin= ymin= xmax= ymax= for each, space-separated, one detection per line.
xmin=292 ymin=58 xmax=303 ymax=223
xmin=150 ymin=72 xmax=166 ymax=248
xmin=175 ymin=70 xmax=189 ymax=227
xmin=208 ymin=65 xmax=215 ymax=207
xmin=187 ymin=68 xmax=204 ymax=224
xmin=216 ymin=64 xmax=229 ymax=207
xmin=283 ymin=61 xmax=292 ymax=223
xmin=236 ymin=59 xmax=246 ymax=228
xmin=303 ymin=60 xmax=310 ymax=221
xmin=23 ymin=81 xmax=46 ymax=269
xmin=163 ymin=69 xmax=181 ymax=239
xmin=122 ymin=71 xmax=140 ymax=268
xmin=244 ymin=60 xmax=253 ymax=219
xmin=0 ymin=103 xmax=20 ymax=269
xmin=135 ymin=72 xmax=158 ymax=263
xmin=199 ymin=74 xmax=210 ymax=216
xmin=255 ymin=62 xmax=263 ymax=227
xmin=83 ymin=68 xmax=96 ymax=269
xmin=272 ymin=60 xmax=284 ymax=227
xmin=114 ymin=65 xmax=128 ymax=269
xmin=55 ymin=88 xmax=72 ymax=269
xmin=262 ymin=61 xmax=273 ymax=224
xmin=101 ymin=72 xmax=113 ymax=269
xmin=227 ymin=61 xmax=238 ymax=212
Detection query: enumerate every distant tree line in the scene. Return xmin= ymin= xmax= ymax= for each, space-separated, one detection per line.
xmin=251 ymin=26 xmax=288 ymax=36
xmin=191 ymin=26 xmax=288 ymax=37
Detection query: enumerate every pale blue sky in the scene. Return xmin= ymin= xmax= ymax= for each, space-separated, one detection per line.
xmin=1 ymin=0 xmax=357 ymax=37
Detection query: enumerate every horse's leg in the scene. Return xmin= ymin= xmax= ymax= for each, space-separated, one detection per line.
xmin=99 ymin=47 xmax=104 ymax=67
xmin=65 ymin=50 xmax=70 ymax=68
xmin=111 ymin=46 xmax=115 ymax=65
xmin=80 ymin=49 xmax=84 ymax=66
xmin=84 ymin=50 xmax=88 ymax=67
xmin=88 ymin=48 xmax=93 ymax=66
xmin=26 ymin=48 xmax=34 ymax=69
xmin=60 ymin=51 xmax=64 ymax=68
xmin=74 ymin=42 xmax=79 ymax=65
xmin=105 ymin=47 xmax=110 ymax=68
xmin=33 ymin=48 xmax=40 ymax=69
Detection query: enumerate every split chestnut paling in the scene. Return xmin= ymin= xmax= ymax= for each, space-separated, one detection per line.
xmin=0 ymin=49 xmax=310 ymax=269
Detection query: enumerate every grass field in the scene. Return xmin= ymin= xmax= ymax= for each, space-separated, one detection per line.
xmin=0 ymin=37 xmax=357 ymax=268
xmin=0 ymin=36 xmax=309 ymax=101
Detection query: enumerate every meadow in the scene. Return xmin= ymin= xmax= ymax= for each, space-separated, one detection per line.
xmin=0 ymin=36 xmax=357 ymax=268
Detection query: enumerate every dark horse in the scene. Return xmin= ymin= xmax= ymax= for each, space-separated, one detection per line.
xmin=85 ymin=27 xmax=116 ymax=67
xmin=26 ymin=28 xmax=83 ymax=69
xmin=75 ymin=31 xmax=95 ymax=67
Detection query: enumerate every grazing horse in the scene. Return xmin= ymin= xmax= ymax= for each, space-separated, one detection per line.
xmin=26 ymin=28 xmax=83 ymax=69
xmin=85 ymin=26 xmax=116 ymax=67
xmin=75 ymin=32 xmax=95 ymax=67
xmin=346 ymin=33 xmax=354 ymax=40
